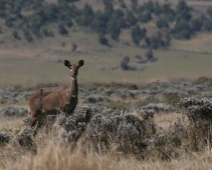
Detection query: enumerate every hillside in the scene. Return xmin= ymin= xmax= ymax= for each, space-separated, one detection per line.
xmin=0 ymin=0 xmax=212 ymax=86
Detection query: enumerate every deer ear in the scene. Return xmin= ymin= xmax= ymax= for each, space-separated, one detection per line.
xmin=78 ymin=60 xmax=84 ymax=67
xmin=64 ymin=60 xmax=71 ymax=68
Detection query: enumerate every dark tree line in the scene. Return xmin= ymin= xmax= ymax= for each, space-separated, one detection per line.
xmin=0 ymin=0 xmax=211 ymax=48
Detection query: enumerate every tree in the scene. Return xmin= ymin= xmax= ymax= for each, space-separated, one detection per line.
xmin=176 ymin=0 xmax=190 ymax=13
xmin=58 ymin=23 xmax=68 ymax=35
xmin=98 ymin=33 xmax=108 ymax=45
xmin=103 ymin=0 xmax=114 ymax=18
xmin=207 ymin=7 xmax=212 ymax=18
xmin=138 ymin=12 xmax=152 ymax=23
xmin=145 ymin=48 xmax=153 ymax=60
xmin=143 ymin=0 xmax=154 ymax=13
xmin=131 ymin=0 xmax=138 ymax=10
xmin=44 ymin=4 xmax=58 ymax=22
xmin=202 ymin=19 xmax=212 ymax=31
xmin=75 ymin=3 xmax=95 ymax=26
xmin=156 ymin=18 xmax=169 ymax=29
xmin=146 ymin=32 xmax=165 ymax=49
xmin=107 ymin=19 xmax=121 ymax=40
xmin=179 ymin=29 xmax=190 ymax=39
xmin=65 ymin=19 xmax=73 ymax=27
xmin=120 ymin=56 xmax=130 ymax=70
xmin=175 ymin=0 xmax=192 ymax=21
xmin=83 ymin=3 xmax=95 ymax=25
xmin=155 ymin=1 xmax=162 ymax=15
xmin=165 ymin=33 xmax=171 ymax=47
xmin=174 ymin=19 xmax=189 ymax=32
xmin=173 ymin=18 xmax=191 ymax=39
xmin=126 ymin=11 xmax=137 ymax=26
xmin=42 ymin=28 xmax=54 ymax=37
xmin=13 ymin=30 xmax=20 ymax=39
xmin=23 ymin=30 xmax=33 ymax=42
xmin=161 ymin=3 xmax=175 ymax=21
xmin=131 ymin=25 xmax=146 ymax=45
xmin=72 ymin=43 xmax=77 ymax=51
xmin=191 ymin=18 xmax=203 ymax=32
xmin=92 ymin=11 xmax=109 ymax=33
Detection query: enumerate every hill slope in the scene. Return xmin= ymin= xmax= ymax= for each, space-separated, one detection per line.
xmin=0 ymin=0 xmax=212 ymax=86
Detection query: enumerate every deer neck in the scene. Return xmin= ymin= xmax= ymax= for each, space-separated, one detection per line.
xmin=69 ymin=76 xmax=78 ymax=98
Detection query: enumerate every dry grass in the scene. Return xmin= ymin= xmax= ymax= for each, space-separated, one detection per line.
xmin=153 ymin=112 xmax=181 ymax=129
xmin=1 ymin=110 xmax=212 ymax=170
xmin=2 ymin=139 xmax=212 ymax=170
xmin=0 ymin=116 xmax=23 ymax=130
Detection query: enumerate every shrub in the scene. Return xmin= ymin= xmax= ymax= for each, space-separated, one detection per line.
xmin=98 ymin=33 xmax=108 ymax=45
xmin=173 ymin=18 xmax=191 ymax=39
xmin=5 ymin=18 xmax=14 ymax=27
xmin=191 ymin=18 xmax=203 ymax=32
xmin=179 ymin=97 xmax=212 ymax=150
xmin=0 ymin=106 xmax=28 ymax=117
xmin=156 ymin=18 xmax=169 ymax=29
xmin=131 ymin=0 xmax=138 ymax=10
xmin=202 ymin=19 xmax=212 ymax=31
xmin=54 ymin=106 xmax=155 ymax=156
xmin=138 ymin=12 xmax=152 ymax=23
xmin=193 ymin=76 xmax=212 ymax=85
xmin=120 ymin=56 xmax=130 ymax=70
xmin=23 ymin=30 xmax=33 ymax=42
xmin=65 ymin=19 xmax=73 ymax=27
xmin=126 ymin=11 xmax=137 ymax=26
xmin=58 ymin=23 xmax=68 ymax=35
xmin=107 ymin=18 xmax=121 ymax=40
xmin=42 ymin=28 xmax=54 ymax=37
xmin=13 ymin=30 xmax=20 ymax=39
xmin=0 ymin=131 xmax=10 ymax=146
xmin=72 ymin=43 xmax=77 ymax=51
xmin=145 ymin=48 xmax=153 ymax=60
xmin=131 ymin=25 xmax=146 ymax=46
xmin=86 ymin=94 xmax=104 ymax=103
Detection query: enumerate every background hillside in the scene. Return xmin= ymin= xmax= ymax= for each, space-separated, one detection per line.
xmin=0 ymin=0 xmax=212 ymax=86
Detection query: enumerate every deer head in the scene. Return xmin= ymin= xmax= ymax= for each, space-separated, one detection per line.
xmin=64 ymin=60 xmax=84 ymax=79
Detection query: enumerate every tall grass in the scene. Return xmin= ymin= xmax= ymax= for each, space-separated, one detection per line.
xmin=4 ymin=141 xmax=212 ymax=170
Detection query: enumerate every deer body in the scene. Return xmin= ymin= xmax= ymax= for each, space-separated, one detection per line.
xmin=28 ymin=60 xmax=84 ymax=128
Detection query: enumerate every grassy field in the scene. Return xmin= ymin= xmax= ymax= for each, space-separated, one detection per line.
xmin=0 ymin=39 xmax=212 ymax=86
xmin=0 ymin=0 xmax=212 ymax=87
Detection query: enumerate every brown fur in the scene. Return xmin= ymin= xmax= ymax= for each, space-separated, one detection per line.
xmin=28 ymin=60 xmax=84 ymax=128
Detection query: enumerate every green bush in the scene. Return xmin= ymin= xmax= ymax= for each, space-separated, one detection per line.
xmin=98 ymin=33 xmax=108 ymax=45
xmin=107 ymin=18 xmax=121 ymax=40
xmin=145 ymin=48 xmax=153 ymax=60
xmin=23 ymin=30 xmax=33 ymax=42
xmin=5 ymin=18 xmax=14 ymax=27
xmin=131 ymin=25 xmax=146 ymax=46
xmin=145 ymin=32 xmax=165 ymax=49
xmin=42 ymin=28 xmax=54 ymax=37
xmin=156 ymin=18 xmax=169 ymax=29
xmin=202 ymin=19 xmax=212 ymax=31
xmin=13 ymin=30 xmax=20 ymax=39
xmin=130 ymin=0 xmax=138 ymax=10
xmin=191 ymin=18 xmax=202 ymax=32
xmin=58 ymin=23 xmax=68 ymax=35
xmin=72 ymin=43 xmax=77 ymax=51
xmin=126 ymin=11 xmax=137 ymax=26
xmin=120 ymin=56 xmax=130 ymax=70
xmin=138 ymin=12 xmax=152 ymax=23
xmin=92 ymin=10 xmax=108 ymax=33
